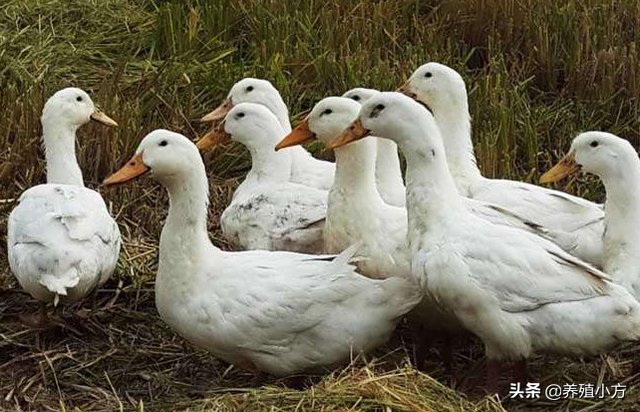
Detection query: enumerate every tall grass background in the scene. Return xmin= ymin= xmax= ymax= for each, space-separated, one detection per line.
xmin=1 ymin=0 xmax=639 ymax=410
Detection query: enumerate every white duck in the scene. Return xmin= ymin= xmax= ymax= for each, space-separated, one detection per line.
xmin=277 ymin=96 xmax=460 ymax=368
xmin=331 ymin=92 xmax=640 ymax=391
xmin=277 ymin=96 xmax=593 ymax=371
xmin=7 ymin=87 xmax=121 ymax=326
xmin=342 ymin=88 xmax=406 ymax=207
xmin=197 ymin=102 xmax=327 ymax=253
xmin=277 ymin=97 xmax=409 ymax=278
xmin=103 ymin=129 xmax=421 ymax=377
xmin=201 ymin=77 xmax=336 ymax=191
xmin=399 ymin=62 xmax=605 ymax=267
xmin=277 ymin=96 xmax=565 ymax=277
xmin=541 ymin=132 xmax=640 ymax=300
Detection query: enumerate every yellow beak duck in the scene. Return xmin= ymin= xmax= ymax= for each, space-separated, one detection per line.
xmin=197 ymin=103 xmax=327 ymax=253
xmin=542 ymin=132 xmax=640 ymax=300
xmin=104 ymin=129 xmax=421 ymax=377
xmin=7 ymin=88 xmax=121 ymax=327
xmin=399 ymin=62 xmax=605 ymax=267
xmin=201 ymin=78 xmax=336 ymax=191
xmin=329 ymin=92 xmax=640 ymax=393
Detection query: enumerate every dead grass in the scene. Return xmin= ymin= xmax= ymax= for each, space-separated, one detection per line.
xmin=3 ymin=277 xmax=640 ymax=411
xmin=2 ymin=0 xmax=640 ymax=410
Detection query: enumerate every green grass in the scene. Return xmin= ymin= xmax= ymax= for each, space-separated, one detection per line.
xmin=1 ymin=0 xmax=640 ymax=411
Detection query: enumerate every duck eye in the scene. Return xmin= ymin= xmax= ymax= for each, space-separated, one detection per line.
xmin=370 ymin=103 xmax=385 ymax=118
xmin=159 ymin=140 xmax=168 ymax=147
xmin=76 ymin=96 xmax=83 ymax=102
xmin=246 ymin=86 xmax=254 ymax=92
xmin=351 ymin=95 xmax=360 ymax=101
xmin=237 ymin=112 xmax=245 ymax=118
xmin=425 ymin=72 xmax=433 ymax=78
xmin=322 ymin=108 xmax=332 ymax=116
xmin=590 ymin=140 xmax=599 ymax=148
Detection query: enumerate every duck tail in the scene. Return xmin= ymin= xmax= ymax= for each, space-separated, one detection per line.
xmin=332 ymin=243 xmax=362 ymax=267
xmin=607 ymin=285 xmax=640 ymax=342
xmin=39 ymin=268 xmax=79 ymax=304
xmin=380 ymin=276 xmax=423 ymax=317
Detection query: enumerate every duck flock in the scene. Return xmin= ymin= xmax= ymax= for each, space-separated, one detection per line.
xmin=6 ymin=62 xmax=640 ymax=394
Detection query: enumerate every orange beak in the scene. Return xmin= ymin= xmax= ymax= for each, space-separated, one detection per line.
xmin=103 ymin=153 xmax=149 ymax=186
xmin=396 ymin=83 xmax=417 ymax=99
xmin=326 ymin=119 xmax=371 ymax=150
xmin=196 ymin=122 xmax=229 ymax=152
xmin=540 ymin=151 xmax=581 ymax=184
xmin=90 ymin=109 xmax=119 ymax=127
xmin=200 ymin=99 xmax=233 ymax=123
xmin=275 ymin=117 xmax=316 ymax=151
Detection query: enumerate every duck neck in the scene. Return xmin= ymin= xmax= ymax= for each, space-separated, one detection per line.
xmin=159 ymin=162 xmax=215 ymax=274
xmin=404 ymin=147 xmax=463 ymax=224
xmin=375 ymin=138 xmax=404 ymax=190
xmin=245 ymin=143 xmax=292 ymax=185
xmin=42 ymin=120 xmax=84 ymax=186
xmin=397 ymin=122 xmax=465 ymax=246
xmin=269 ymin=98 xmax=292 ymax=133
xmin=433 ymin=101 xmax=482 ymax=193
xmin=601 ymin=164 xmax=640 ymax=275
xmin=333 ymin=137 xmax=382 ymax=203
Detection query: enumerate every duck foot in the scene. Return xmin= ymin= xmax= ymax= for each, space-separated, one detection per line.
xmin=441 ymin=333 xmax=454 ymax=372
xmin=512 ymin=359 xmax=528 ymax=385
xmin=413 ymin=326 xmax=432 ymax=371
xmin=281 ymin=375 xmax=307 ymax=390
xmin=249 ymin=370 xmax=268 ymax=387
xmin=485 ymin=359 xmax=501 ymax=395
xmin=18 ymin=303 xmax=53 ymax=329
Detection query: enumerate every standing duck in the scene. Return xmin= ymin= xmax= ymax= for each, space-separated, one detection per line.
xmin=7 ymin=87 xmax=121 ymax=326
xmin=103 ymin=129 xmax=421 ymax=377
xmin=330 ymin=92 xmax=640 ymax=392
xmin=278 ymin=96 xmax=593 ymax=277
xmin=541 ymin=132 xmax=640 ymax=299
xmin=201 ymin=78 xmax=335 ymax=190
xmin=276 ymin=97 xmax=409 ymax=278
xmin=399 ymin=62 xmax=605 ymax=267
xmin=276 ymin=96 xmax=594 ymax=370
xmin=197 ymin=102 xmax=327 ymax=253
xmin=342 ymin=88 xmax=406 ymax=207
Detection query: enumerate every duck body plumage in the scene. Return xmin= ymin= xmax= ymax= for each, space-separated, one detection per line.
xmin=221 ymin=183 xmax=326 ymax=253
xmin=157 ymin=245 xmax=420 ymax=376
xmin=416 ymin=209 xmax=639 ymax=360
xmin=403 ymin=62 xmax=605 ymax=267
xmin=113 ymin=130 xmax=421 ymax=376
xmin=355 ymin=92 xmax=640 ymax=364
xmin=466 ymin=177 xmax=604 ymax=265
xmin=219 ymin=103 xmax=327 ymax=253
xmin=7 ymin=88 xmax=121 ymax=305
xmin=8 ymin=184 xmax=120 ymax=303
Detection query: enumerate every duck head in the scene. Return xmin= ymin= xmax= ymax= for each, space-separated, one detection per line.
xmin=342 ymin=87 xmax=380 ymax=104
xmin=541 ymin=132 xmax=638 ymax=184
xmin=201 ymin=78 xmax=289 ymax=129
xmin=104 ymin=130 xmax=201 ymax=186
xmin=197 ymin=102 xmax=284 ymax=152
xmin=276 ymin=97 xmax=360 ymax=150
xmin=42 ymin=87 xmax=118 ymax=129
xmin=328 ymin=92 xmax=445 ymax=159
xmin=398 ymin=62 xmax=467 ymax=115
